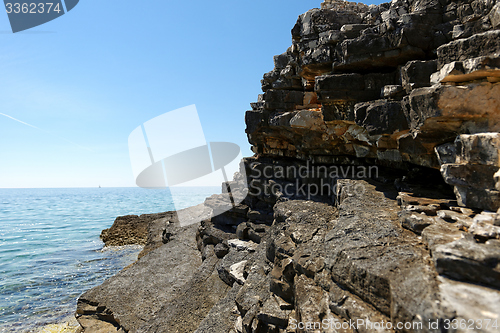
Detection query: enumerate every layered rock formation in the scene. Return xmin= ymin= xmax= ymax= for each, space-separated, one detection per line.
xmin=76 ymin=0 xmax=500 ymax=332
xmin=248 ymin=0 xmax=500 ymax=210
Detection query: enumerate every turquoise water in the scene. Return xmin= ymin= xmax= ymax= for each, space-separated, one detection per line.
xmin=0 ymin=187 xmax=219 ymax=332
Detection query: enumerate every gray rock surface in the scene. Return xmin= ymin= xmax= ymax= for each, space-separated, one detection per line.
xmin=77 ymin=223 xmax=202 ymax=332
xmin=193 ymin=284 xmax=242 ymax=333
xmin=433 ymin=236 xmax=500 ymax=288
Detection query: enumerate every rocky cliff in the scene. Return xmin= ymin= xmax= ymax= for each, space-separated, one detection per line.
xmin=76 ymin=0 xmax=500 ymax=332
xmin=248 ymin=0 xmax=500 ymax=211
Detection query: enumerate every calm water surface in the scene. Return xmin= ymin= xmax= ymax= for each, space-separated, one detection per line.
xmin=0 ymin=187 xmax=219 ymax=332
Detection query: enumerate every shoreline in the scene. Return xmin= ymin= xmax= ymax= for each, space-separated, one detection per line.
xmin=34 ymin=316 xmax=82 ymax=333
xmin=74 ymin=157 xmax=500 ymax=332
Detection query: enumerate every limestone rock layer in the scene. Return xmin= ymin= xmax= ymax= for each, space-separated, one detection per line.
xmin=247 ymin=0 xmax=500 ymax=211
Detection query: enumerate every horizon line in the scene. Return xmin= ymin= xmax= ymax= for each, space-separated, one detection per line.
xmin=0 ymin=185 xmax=222 ymax=189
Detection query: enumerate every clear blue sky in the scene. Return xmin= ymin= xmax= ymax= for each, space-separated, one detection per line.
xmin=0 ymin=0 xmax=382 ymax=188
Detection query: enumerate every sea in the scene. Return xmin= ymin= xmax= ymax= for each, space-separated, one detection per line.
xmin=0 ymin=186 xmax=220 ymax=333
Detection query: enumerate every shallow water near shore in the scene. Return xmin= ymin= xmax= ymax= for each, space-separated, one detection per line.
xmin=0 ymin=186 xmax=219 ymax=333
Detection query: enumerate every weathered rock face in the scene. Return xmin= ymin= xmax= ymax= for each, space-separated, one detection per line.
xmin=77 ymin=0 xmax=500 ymax=332
xmin=247 ymin=0 xmax=500 ymax=211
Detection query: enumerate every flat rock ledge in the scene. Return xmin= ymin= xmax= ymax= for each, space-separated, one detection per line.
xmin=100 ymin=204 xmax=211 ymax=258
xmin=100 ymin=212 xmax=170 ymax=247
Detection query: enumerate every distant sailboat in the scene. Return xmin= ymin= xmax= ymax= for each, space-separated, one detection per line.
xmin=99 ymin=185 xmax=101 ymax=188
